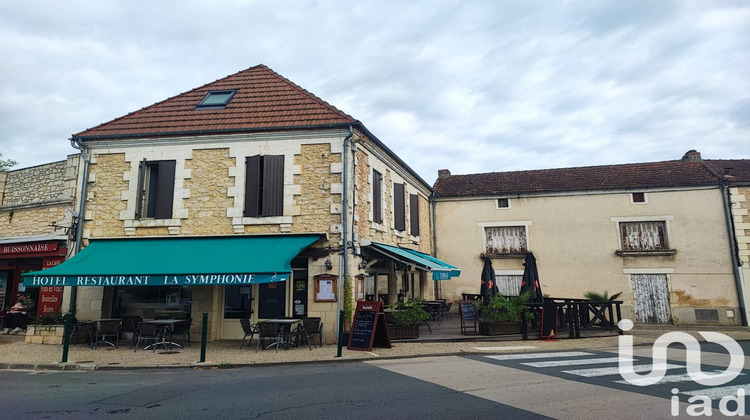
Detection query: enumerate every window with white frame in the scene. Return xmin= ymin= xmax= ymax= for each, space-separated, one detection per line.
xmin=485 ymin=226 xmax=528 ymax=255
xmin=619 ymin=221 xmax=668 ymax=251
xmin=496 ymin=274 xmax=522 ymax=296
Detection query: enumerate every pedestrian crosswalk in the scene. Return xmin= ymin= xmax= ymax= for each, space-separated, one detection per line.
xmin=482 ymin=350 xmax=749 ymax=402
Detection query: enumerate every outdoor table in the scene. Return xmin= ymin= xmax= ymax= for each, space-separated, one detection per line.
xmin=258 ymin=319 xmax=301 ymax=349
xmin=144 ymin=319 xmax=184 ymax=350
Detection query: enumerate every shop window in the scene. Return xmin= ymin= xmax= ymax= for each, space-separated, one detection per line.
xmin=244 ymin=155 xmax=284 ymax=217
xmin=136 ymin=160 xmax=176 ymax=219
xmin=484 ymin=226 xmax=528 ymax=255
xmin=112 ymin=286 xmax=192 ymax=319
xmin=409 ymin=194 xmax=420 ymax=236
xmin=372 ymin=169 xmax=383 ymax=223
xmin=394 ymin=182 xmax=405 ymax=231
xmin=224 ymin=285 xmax=253 ymax=319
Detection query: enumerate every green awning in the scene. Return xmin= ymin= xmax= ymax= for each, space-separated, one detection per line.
xmin=22 ymin=234 xmax=321 ymax=287
xmin=368 ymin=242 xmax=461 ymax=280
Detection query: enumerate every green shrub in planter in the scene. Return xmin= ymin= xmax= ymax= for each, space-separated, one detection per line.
xmin=390 ymin=299 xmax=430 ymax=326
xmin=476 ymin=292 xmax=532 ymax=324
xmin=36 ymin=312 xmax=66 ymax=325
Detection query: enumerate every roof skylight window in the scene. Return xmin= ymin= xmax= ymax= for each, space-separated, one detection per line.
xmin=196 ymin=90 xmax=236 ymax=109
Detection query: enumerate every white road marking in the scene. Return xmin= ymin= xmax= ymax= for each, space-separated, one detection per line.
xmin=563 ymin=363 xmax=683 ymax=377
xmin=485 ymin=351 xmax=593 ymax=361
xmin=523 ymin=357 xmax=633 ymax=368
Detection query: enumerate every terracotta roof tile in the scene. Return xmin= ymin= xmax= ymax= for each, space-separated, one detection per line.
xmin=703 ymin=159 xmax=750 ymax=182
xmin=74 ymin=64 xmax=356 ymax=140
xmin=433 ymin=160 xmax=723 ymax=197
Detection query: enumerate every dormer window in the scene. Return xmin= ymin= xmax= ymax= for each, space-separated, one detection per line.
xmin=196 ymin=90 xmax=236 ymax=109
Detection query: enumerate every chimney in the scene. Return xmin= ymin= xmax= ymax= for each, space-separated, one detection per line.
xmin=438 ymin=169 xmax=451 ymax=179
xmin=682 ymin=150 xmax=702 ymax=163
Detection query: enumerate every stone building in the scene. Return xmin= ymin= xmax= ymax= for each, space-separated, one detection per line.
xmin=0 ymin=155 xmax=81 ymax=316
xmin=22 ymin=65 xmax=458 ymax=343
xmin=432 ymin=151 xmax=748 ymax=326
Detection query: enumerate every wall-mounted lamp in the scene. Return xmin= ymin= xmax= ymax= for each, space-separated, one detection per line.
xmin=358 ymin=259 xmax=368 ymax=270
xmin=325 ymin=258 xmax=333 ymax=271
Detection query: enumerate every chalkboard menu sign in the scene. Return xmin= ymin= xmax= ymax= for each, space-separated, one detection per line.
xmin=459 ymin=300 xmax=479 ymax=335
xmin=460 ymin=301 xmax=478 ymax=320
xmin=347 ymin=301 xmax=391 ymax=351
xmin=541 ymin=303 xmax=558 ymax=338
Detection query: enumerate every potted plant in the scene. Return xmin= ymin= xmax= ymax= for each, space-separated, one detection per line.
xmin=388 ymin=298 xmax=430 ymax=339
xmin=476 ymin=292 xmax=531 ymax=335
xmin=583 ymin=290 xmax=622 ymax=327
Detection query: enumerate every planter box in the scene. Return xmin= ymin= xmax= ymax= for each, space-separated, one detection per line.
xmin=388 ymin=324 xmax=420 ymax=340
xmin=25 ymin=325 xmax=65 ymax=345
xmin=480 ymin=321 xmax=521 ymax=336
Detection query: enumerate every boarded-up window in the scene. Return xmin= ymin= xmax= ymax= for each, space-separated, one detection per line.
xmin=244 ymin=155 xmax=284 ymax=217
xmin=136 ymin=160 xmax=175 ymax=220
xmin=620 ymin=221 xmax=667 ymax=251
xmin=496 ymin=275 xmax=522 ymax=297
xmin=632 ymin=273 xmax=672 ymax=323
xmin=409 ymin=194 xmax=420 ymax=236
xmin=394 ymin=183 xmax=405 ymax=231
xmin=372 ymin=169 xmax=383 ymax=224
xmin=485 ymin=226 xmax=527 ymax=255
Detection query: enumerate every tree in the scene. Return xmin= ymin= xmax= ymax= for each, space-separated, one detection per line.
xmin=0 ymin=153 xmax=18 ymax=171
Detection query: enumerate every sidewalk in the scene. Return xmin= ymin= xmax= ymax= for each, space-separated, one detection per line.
xmin=2 ymin=324 xmax=749 ymax=372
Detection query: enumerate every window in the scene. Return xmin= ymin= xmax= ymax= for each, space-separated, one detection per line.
xmin=244 ymin=155 xmax=284 ymax=217
xmin=372 ymin=169 xmax=383 ymax=224
xmin=485 ymin=226 xmax=527 ymax=255
xmin=619 ymin=221 xmax=668 ymax=251
xmin=136 ymin=160 xmax=175 ymax=219
xmin=409 ymin=194 xmax=420 ymax=236
xmin=394 ymin=182 xmax=405 ymax=231
xmin=497 ymin=198 xmax=510 ymax=208
xmin=196 ymin=90 xmax=236 ymax=109
xmin=496 ymin=274 xmax=522 ymax=297
xmin=631 ymin=192 xmax=646 ymax=203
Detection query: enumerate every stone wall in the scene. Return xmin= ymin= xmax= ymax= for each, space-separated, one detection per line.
xmin=293 ymin=143 xmax=342 ymax=238
xmin=182 ymin=148 xmax=235 ymax=235
xmin=0 ymin=156 xmax=79 ymax=238
xmin=83 ymin=153 xmax=129 ymax=238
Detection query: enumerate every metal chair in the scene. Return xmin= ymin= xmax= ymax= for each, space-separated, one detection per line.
xmin=170 ymin=318 xmax=192 ymax=347
xmin=91 ymin=319 xmax=122 ymax=348
xmin=255 ymin=322 xmax=282 ymax=353
xmin=239 ymin=319 xmax=258 ymax=349
xmin=69 ymin=321 xmax=95 ymax=346
xmin=292 ymin=317 xmax=320 ymax=350
xmin=134 ymin=322 xmax=162 ymax=352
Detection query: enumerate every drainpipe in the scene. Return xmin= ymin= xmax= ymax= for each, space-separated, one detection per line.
xmin=721 ymin=183 xmax=748 ymax=326
xmin=338 ymin=125 xmax=354 ymax=332
xmin=431 ymin=191 xmax=440 ymax=299
xmin=69 ymin=137 xmax=90 ymax=314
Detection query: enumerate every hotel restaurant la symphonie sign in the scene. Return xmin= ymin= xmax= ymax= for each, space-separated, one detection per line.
xmin=24 ymin=273 xmax=289 ymax=287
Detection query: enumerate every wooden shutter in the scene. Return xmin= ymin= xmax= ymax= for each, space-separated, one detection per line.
xmin=409 ymin=194 xmax=420 ymax=236
xmin=153 ymin=160 xmax=175 ymax=219
xmin=244 ymin=155 xmax=261 ymax=217
xmin=261 ymin=155 xmax=284 ymax=216
xmin=135 ymin=159 xmax=146 ymax=219
xmin=372 ymin=170 xmax=382 ymax=223
xmin=394 ymin=183 xmax=405 ymax=231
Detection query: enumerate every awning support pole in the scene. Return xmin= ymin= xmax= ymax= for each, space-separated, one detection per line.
xmin=199 ymin=311 xmax=208 ymax=363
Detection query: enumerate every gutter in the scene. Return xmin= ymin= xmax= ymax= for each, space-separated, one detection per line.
xmin=338 ymin=125 xmax=354 ymax=334
xmin=69 ymin=137 xmax=90 ymax=313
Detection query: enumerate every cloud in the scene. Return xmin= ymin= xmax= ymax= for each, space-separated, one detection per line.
xmin=0 ymin=0 xmax=747 ymax=185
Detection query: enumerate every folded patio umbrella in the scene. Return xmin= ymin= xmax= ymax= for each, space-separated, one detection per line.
xmin=480 ymin=257 xmax=499 ymax=302
xmin=520 ymin=252 xmax=544 ymax=303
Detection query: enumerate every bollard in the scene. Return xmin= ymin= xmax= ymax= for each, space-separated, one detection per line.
xmin=336 ymin=309 xmax=345 ymax=357
xmin=61 ymin=312 xmax=73 ymax=363
xmin=199 ymin=311 xmax=208 ymax=363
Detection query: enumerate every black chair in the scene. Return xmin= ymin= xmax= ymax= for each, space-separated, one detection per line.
xmin=255 ymin=322 xmax=282 ymax=353
xmin=70 ymin=321 xmax=95 ymax=346
xmin=170 ymin=318 xmax=192 ymax=347
xmin=443 ymin=302 xmax=453 ymax=321
xmin=309 ymin=320 xmax=323 ymax=347
xmin=292 ymin=317 xmax=320 ymax=351
xmin=134 ymin=322 xmax=162 ymax=352
xmin=91 ymin=319 xmax=122 ymax=349
xmin=120 ymin=316 xmax=143 ymax=349
xmin=239 ymin=319 xmax=258 ymax=349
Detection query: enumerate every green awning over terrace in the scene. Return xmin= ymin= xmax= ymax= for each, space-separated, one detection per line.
xmin=22 ymin=234 xmax=321 ymax=287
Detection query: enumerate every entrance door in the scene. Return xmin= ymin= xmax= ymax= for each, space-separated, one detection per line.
xmin=258 ymin=282 xmax=286 ymax=319
xmin=632 ymin=274 xmax=672 ymax=324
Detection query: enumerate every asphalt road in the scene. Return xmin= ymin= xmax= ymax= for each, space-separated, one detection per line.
xmin=3 ymin=341 xmax=750 ymax=419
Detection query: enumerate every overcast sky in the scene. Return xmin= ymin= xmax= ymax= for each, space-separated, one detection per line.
xmin=1 ymin=1 xmax=747 ymax=184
